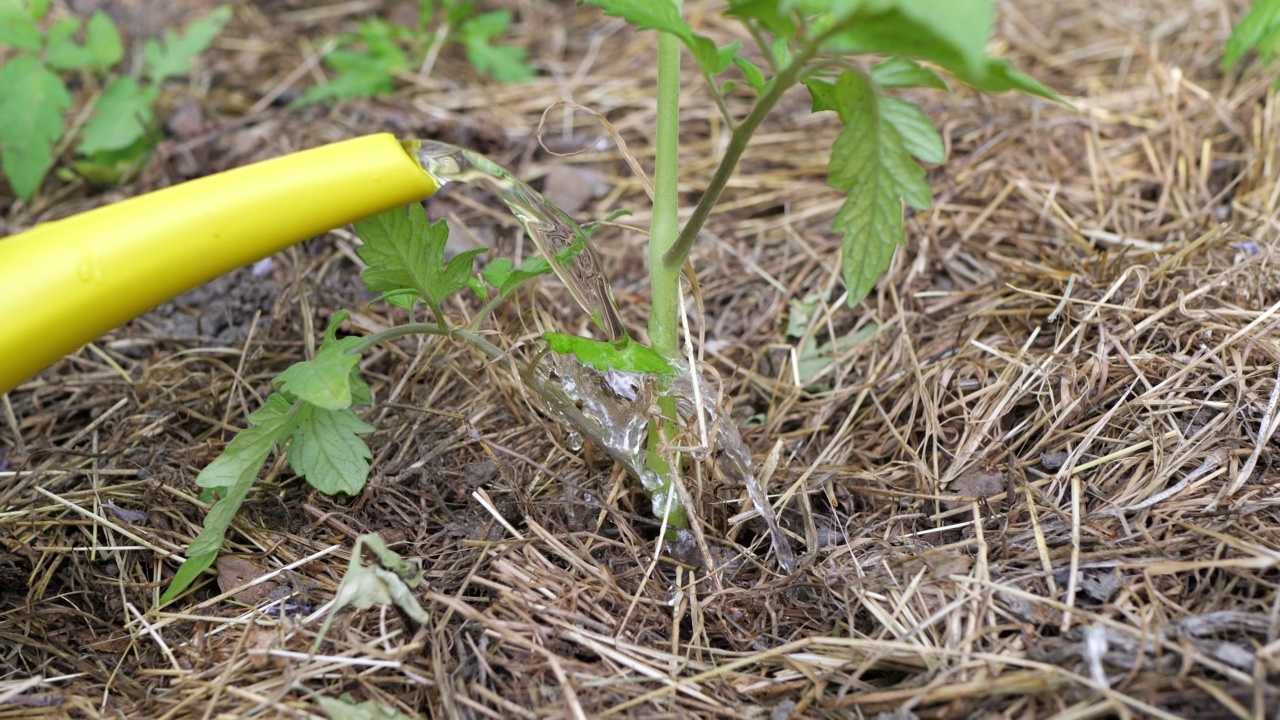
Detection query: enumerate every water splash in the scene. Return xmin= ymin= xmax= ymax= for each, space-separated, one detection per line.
xmin=526 ymin=353 xmax=797 ymax=574
xmin=407 ymin=138 xmax=796 ymax=574
xmin=407 ymin=139 xmax=627 ymax=343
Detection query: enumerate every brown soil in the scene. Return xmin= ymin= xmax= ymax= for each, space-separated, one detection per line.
xmin=4 ymin=0 xmax=1280 ymax=718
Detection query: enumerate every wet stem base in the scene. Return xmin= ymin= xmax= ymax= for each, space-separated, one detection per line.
xmin=645 ymin=5 xmax=689 ymax=530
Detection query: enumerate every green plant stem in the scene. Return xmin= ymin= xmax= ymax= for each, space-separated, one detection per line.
xmin=649 ymin=18 xmax=683 ymax=361
xmin=350 ymin=322 xmax=507 ymax=364
xmin=350 ymin=322 xmax=446 ymax=355
xmin=661 ymin=41 xmax=822 ymax=272
xmin=643 ymin=3 xmax=690 ymax=532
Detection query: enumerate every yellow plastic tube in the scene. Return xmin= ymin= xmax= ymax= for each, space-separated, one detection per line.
xmin=0 ymin=133 xmax=439 ymax=395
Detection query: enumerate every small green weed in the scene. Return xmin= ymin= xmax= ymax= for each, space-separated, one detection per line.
xmin=296 ymin=0 xmax=533 ymax=106
xmin=0 ymin=1 xmax=230 ymax=201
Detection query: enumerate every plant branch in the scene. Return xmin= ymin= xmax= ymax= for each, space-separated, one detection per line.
xmin=700 ymin=71 xmax=739 ymax=131
xmin=350 ymin=322 xmax=447 ymax=356
xmin=661 ymin=39 xmax=825 ymax=271
xmin=349 ymin=322 xmax=507 ymax=365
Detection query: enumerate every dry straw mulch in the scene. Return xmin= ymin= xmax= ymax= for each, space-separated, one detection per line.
xmin=4 ymin=0 xmax=1280 ymax=717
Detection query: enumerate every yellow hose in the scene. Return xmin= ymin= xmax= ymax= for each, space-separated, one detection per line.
xmin=0 ymin=133 xmax=439 ymax=395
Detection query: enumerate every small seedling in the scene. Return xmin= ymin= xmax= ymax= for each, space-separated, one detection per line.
xmin=296 ymin=0 xmax=532 ymax=106
xmin=0 ymin=1 xmax=230 ymax=200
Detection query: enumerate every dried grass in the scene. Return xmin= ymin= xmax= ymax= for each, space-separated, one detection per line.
xmin=4 ymin=0 xmax=1280 ymax=717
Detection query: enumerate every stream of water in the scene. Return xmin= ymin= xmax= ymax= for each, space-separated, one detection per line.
xmin=406 ymin=138 xmax=796 ymax=574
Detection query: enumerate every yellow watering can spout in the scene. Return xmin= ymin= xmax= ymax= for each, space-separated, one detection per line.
xmin=0 ymin=133 xmax=440 ymax=395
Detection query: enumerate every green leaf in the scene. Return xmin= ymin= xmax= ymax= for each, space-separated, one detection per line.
xmin=25 ymin=0 xmax=48 ymax=20
xmin=725 ymin=0 xmax=796 ymax=39
xmin=1226 ymin=0 xmax=1280 ymax=69
xmin=732 ymin=55 xmax=766 ymax=92
xmin=0 ymin=54 xmax=71 ymax=201
xmin=803 ymin=77 xmax=837 ymax=113
xmin=581 ymin=0 xmax=691 ymax=38
xmin=582 ymin=0 xmax=733 ymax=76
xmin=44 ymin=18 xmax=97 ymax=70
xmin=543 ymin=333 xmax=674 ymax=376
xmin=481 ymin=255 xmax=554 ymax=297
xmin=443 ymin=0 xmax=475 ymax=27
xmin=871 ymin=56 xmax=946 ymax=90
xmin=834 ymin=0 xmax=991 ymax=78
xmin=827 ymin=69 xmax=931 ymax=306
xmin=143 ymin=5 xmax=231 ymax=84
xmin=0 ymin=1 xmax=41 ymax=51
xmin=77 ymin=76 xmax=156 ymax=155
xmin=286 ymin=405 xmax=374 ymax=496
xmin=295 ymin=49 xmax=399 ymax=105
xmin=459 ymin=8 xmax=510 ymax=39
xmin=159 ymin=393 xmax=296 ymax=604
xmin=73 ymin=133 xmax=152 ymax=186
xmin=355 ymin=204 xmax=487 ymax=310
xmin=878 ymin=97 xmax=943 ymax=164
xmin=461 ymin=31 xmax=535 ymax=82
xmin=273 ymin=335 xmax=364 ymax=411
xmin=826 ymin=1 xmax=1063 ymax=103
xmin=85 ymin=10 xmax=124 ymax=70
xmin=688 ymin=36 xmax=738 ymax=76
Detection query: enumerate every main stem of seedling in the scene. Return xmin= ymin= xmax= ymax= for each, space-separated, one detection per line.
xmin=644 ymin=0 xmax=688 ymax=529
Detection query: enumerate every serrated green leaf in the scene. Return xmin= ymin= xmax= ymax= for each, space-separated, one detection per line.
xmin=355 ymin=204 xmax=487 ymax=310
xmin=85 ymin=11 xmax=124 ymax=70
xmin=459 ymin=8 xmax=511 ymax=39
xmin=582 ymin=0 xmax=691 ymax=39
xmin=1226 ymin=0 xmax=1280 ymax=70
xmin=871 ymin=56 xmax=946 ymax=90
xmin=0 ymin=55 xmax=71 ymax=200
xmin=732 ymin=55 xmax=766 ymax=92
xmin=273 ymin=335 xmax=364 ymax=411
xmin=544 ymin=333 xmax=673 ymax=376
xmin=160 ymin=393 xmax=296 ymax=604
xmin=26 ymin=0 xmax=48 ymax=19
xmin=878 ymin=97 xmax=943 ymax=164
xmin=286 ymin=405 xmax=374 ymax=496
xmin=827 ymin=69 xmax=931 ymax=306
xmin=295 ymin=48 xmax=399 ymax=105
xmin=463 ymin=34 xmax=535 ymax=82
xmin=0 ymin=1 xmax=41 ymax=51
xmin=143 ymin=5 xmax=231 ymax=84
xmin=44 ymin=17 xmax=98 ymax=70
xmin=78 ymin=76 xmax=155 ymax=155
